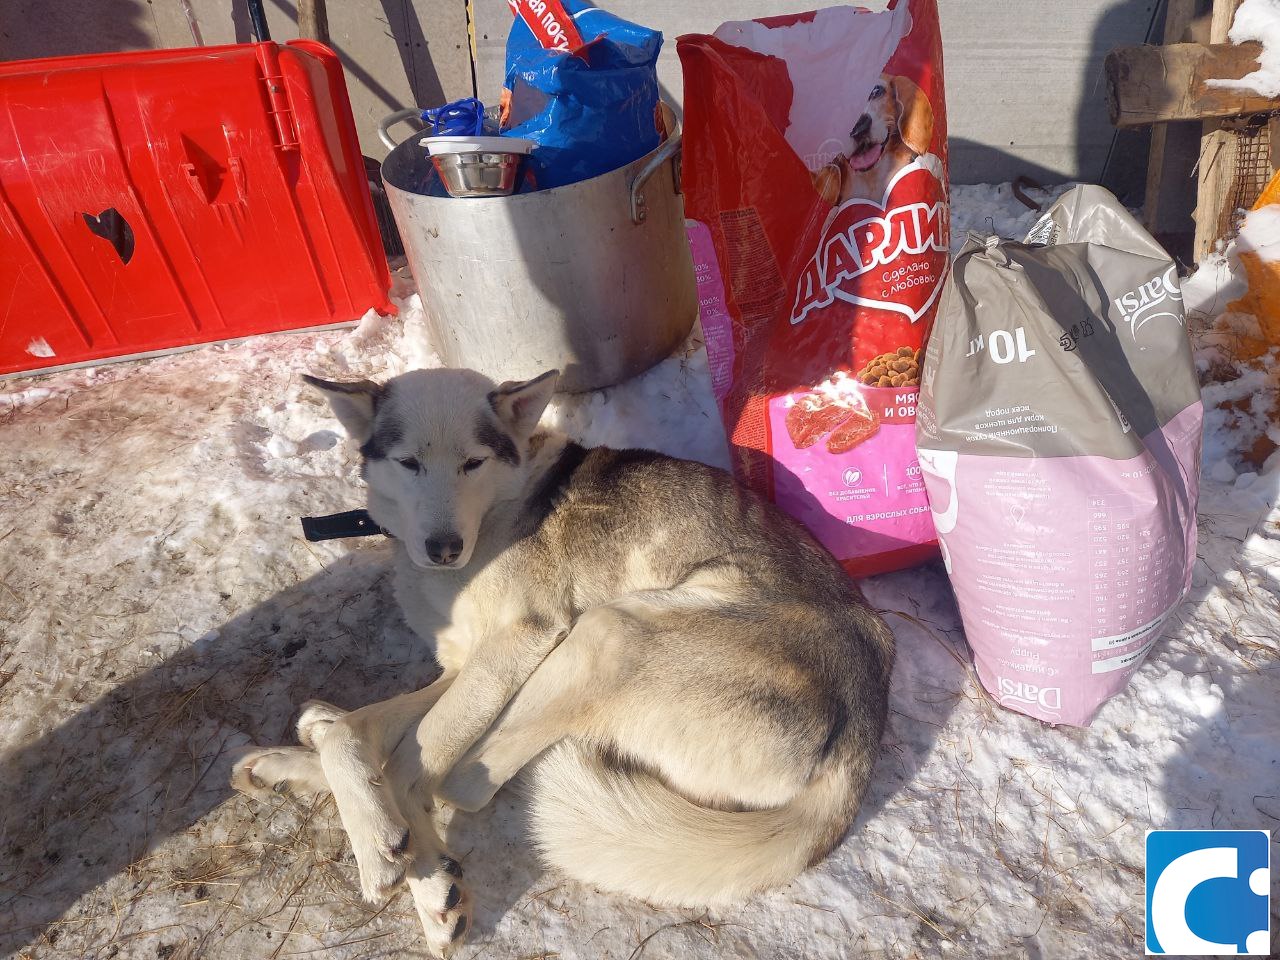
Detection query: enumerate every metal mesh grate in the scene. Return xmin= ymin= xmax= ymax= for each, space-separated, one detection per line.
xmin=1218 ymin=116 xmax=1277 ymax=240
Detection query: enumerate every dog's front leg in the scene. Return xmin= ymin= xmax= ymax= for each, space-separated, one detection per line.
xmin=317 ymin=676 xmax=456 ymax=903
xmin=396 ymin=620 xmax=568 ymax=793
xmin=372 ymin=620 xmax=566 ymax=951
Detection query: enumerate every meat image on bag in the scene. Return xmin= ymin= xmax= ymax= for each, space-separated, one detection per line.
xmin=678 ymin=0 xmax=948 ymax=577
xmin=916 ymin=185 xmax=1203 ymax=726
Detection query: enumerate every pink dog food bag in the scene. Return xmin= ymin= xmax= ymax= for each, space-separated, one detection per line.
xmin=916 ymin=185 xmax=1202 ymax=726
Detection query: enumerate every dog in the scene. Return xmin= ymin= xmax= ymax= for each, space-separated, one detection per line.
xmin=812 ymin=73 xmax=934 ymax=206
xmin=231 ymin=367 xmax=895 ymax=956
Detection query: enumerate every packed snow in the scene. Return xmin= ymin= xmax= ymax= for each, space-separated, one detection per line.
xmin=1237 ymin=202 xmax=1280 ymax=262
xmin=1207 ymin=0 xmax=1280 ymax=98
xmin=1183 ymin=207 xmax=1280 ymax=480
xmin=0 ymin=183 xmax=1277 ymax=960
xmin=24 ymin=337 xmax=55 ymax=359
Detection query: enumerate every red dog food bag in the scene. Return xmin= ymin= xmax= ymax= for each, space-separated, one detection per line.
xmin=678 ymin=0 xmax=948 ymax=577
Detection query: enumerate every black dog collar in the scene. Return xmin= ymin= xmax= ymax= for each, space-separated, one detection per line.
xmin=301 ymin=509 xmax=387 ymax=542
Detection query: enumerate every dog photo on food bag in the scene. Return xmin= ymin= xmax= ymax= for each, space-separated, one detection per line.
xmin=232 ymin=368 xmax=895 ymax=956
xmin=812 ymin=73 xmax=934 ymax=206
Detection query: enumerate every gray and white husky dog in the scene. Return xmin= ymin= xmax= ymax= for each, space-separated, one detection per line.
xmin=232 ymin=367 xmax=894 ymax=956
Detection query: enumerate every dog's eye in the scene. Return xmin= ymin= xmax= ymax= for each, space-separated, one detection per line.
xmin=397 ymin=457 xmax=420 ymax=472
xmin=869 ymin=84 xmax=885 ymax=100
xmin=462 ymin=457 xmax=486 ymax=473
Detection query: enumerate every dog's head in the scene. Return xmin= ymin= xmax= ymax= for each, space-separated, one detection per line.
xmin=847 ymin=74 xmax=934 ymax=172
xmin=305 ymin=367 xmax=558 ymax=571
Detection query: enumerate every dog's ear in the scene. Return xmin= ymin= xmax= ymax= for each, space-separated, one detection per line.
xmin=891 ymin=75 xmax=934 ymax=156
xmin=812 ymin=161 xmax=843 ymax=206
xmin=488 ymin=370 xmax=559 ymax=438
xmin=302 ymin=374 xmax=380 ymax=443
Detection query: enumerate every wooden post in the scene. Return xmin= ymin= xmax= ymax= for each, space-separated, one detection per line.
xmin=1144 ymin=0 xmax=1199 ymax=240
xmin=298 ymin=0 xmax=330 ymax=45
xmin=1194 ymin=0 xmax=1243 ymax=260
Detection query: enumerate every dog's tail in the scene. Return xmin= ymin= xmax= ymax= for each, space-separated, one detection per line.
xmin=524 ymin=742 xmax=867 ymax=908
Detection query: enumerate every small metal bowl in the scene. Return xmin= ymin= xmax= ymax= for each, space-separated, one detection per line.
xmin=420 ymin=135 xmax=535 ymax=198
xmin=430 ymin=151 xmax=523 ymax=198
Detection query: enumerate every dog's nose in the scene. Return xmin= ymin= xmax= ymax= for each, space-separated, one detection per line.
xmin=425 ymin=534 xmax=463 ymax=566
xmin=851 ymin=113 xmax=871 ymax=139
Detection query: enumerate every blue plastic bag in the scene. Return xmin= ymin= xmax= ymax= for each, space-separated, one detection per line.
xmin=503 ymin=2 xmax=662 ymax=190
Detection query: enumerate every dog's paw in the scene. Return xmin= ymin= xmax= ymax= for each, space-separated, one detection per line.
xmin=296 ymin=700 xmax=348 ymax=750
xmin=408 ymin=854 xmax=473 ymax=958
xmin=230 ymin=747 xmax=328 ymax=800
xmin=348 ymin=814 xmax=415 ymax=903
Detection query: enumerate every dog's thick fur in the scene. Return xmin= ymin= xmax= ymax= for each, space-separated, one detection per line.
xmin=812 ymin=73 xmax=934 ymax=205
xmin=232 ymin=368 xmax=894 ymax=956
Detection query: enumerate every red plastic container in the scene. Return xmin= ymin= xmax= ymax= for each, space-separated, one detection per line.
xmin=0 ymin=42 xmax=393 ymax=377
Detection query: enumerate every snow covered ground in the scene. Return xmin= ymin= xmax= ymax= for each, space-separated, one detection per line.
xmin=1 ymin=184 xmax=1277 ymax=960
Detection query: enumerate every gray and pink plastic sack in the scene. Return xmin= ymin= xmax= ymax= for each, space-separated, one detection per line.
xmin=917 ymin=185 xmax=1202 ymax=726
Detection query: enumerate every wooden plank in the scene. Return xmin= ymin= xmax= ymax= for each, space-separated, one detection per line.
xmin=1106 ymin=41 xmax=1272 ymax=126
xmin=1195 ymin=0 xmax=1244 ymax=261
xmin=471 ymin=0 xmax=1157 ymax=187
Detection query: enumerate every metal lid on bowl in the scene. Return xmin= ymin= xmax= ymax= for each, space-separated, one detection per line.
xmin=420 ymin=135 xmax=536 ymax=157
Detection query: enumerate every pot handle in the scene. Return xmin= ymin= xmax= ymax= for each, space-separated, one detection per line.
xmin=378 ymin=108 xmax=425 ymax=151
xmin=629 ymin=133 xmax=682 ymax=225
